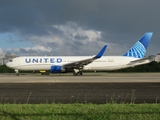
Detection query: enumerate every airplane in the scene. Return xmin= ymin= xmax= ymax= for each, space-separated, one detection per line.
xmin=6 ymin=32 xmax=154 ymax=76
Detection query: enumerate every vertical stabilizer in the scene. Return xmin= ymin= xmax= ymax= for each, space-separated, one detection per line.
xmin=123 ymin=32 xmax=153 ymax=58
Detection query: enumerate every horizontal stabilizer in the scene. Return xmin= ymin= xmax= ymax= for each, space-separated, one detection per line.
xmin=130 ymin=55 xmax=155 ymax=63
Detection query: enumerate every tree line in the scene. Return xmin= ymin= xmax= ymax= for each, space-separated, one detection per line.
xmin=109 ymin=61 xmax=160 ymax=73
xmin=0 ymin=61 xmax=160 ymax=73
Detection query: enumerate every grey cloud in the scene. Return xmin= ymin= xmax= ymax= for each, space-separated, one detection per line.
xmin=19 ymin=48 xmax=34 ymax=54
xmin=1 ymin=0 xmax=160 ymax=55
xmin=15 ymin=48 xmax=50 ymax=56
xmin=74 ymin=34 xmax=89 ymax=40
xmin=1 ymin=0 xmax=159 ymax=35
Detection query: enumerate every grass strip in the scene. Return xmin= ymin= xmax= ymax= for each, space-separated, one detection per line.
xmin=0 ymin=104 xmax=160 ymax=120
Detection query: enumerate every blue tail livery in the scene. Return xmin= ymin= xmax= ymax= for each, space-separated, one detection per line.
xmin=123 ymin=32 xmax=153 ymax=58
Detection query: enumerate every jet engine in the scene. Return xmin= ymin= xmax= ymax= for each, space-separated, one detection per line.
xmin=50 ymin=66 xmax=65 ymax=73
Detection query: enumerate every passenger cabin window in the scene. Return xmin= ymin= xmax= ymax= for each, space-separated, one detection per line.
xmin=108 ymin=59 xmax=114 ymax=62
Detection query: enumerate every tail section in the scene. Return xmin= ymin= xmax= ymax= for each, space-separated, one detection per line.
xmin=123 ymin=32 xmax=153 ymax=58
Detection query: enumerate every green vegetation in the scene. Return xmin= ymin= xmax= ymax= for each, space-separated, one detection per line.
xmin=0 ymin=65 xmax=14 ymax=73
xmin=0 ymin=104 xmax=160 ymax=120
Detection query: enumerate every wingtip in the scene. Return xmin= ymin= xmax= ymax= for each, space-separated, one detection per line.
xmin=94 ymin=45 xmax=107 ymax=58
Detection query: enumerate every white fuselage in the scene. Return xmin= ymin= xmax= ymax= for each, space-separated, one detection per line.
xmin=6 ymin=56 xmax=151 ymax=71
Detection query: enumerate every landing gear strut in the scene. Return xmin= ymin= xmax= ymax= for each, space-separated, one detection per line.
xmin=73 ymin=69 xmax=83 ymax=76
xmin=15 ymin=70 xmax=19 ymax=76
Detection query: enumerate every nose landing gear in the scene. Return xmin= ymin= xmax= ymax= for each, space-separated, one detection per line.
xmin=15 ymin=70 xmax=19 ymax=76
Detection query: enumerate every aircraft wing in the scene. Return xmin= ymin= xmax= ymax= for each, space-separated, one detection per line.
xmin=63 ymin=45 xmax=107 ymax=69
xmin=130 ymin=55 xmax=155 ymax=63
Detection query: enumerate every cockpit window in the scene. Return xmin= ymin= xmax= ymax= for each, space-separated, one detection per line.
xmin=9 ymin=60 xmax=13 ymax=62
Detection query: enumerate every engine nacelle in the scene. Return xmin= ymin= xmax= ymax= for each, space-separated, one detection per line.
xmin=50 ymin=66 xmax=65 ymax=73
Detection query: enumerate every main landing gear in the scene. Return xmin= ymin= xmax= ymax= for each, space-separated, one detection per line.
xmin=73 ymin=69 xmax=83 ymax=76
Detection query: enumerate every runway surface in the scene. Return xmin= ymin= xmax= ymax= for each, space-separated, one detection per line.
xmin=0 ymin=73 xmax=160 ymax=104
xmin=0 ymin=73 xmax=160 ymax=83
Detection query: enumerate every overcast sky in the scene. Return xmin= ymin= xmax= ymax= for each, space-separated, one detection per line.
xmin=0 ymin=0 xmax=160 ymax=56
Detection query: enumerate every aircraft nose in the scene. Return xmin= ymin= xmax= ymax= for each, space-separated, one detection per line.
xmin=6 ymin=62 xmax=11 ymax=68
